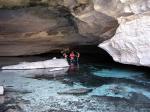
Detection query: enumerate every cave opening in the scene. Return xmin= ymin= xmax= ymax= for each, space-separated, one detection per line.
xmin=37 ymin=45 xmax=150 ymax=71
xmin=38 ymin=45 xmax=114 ymax=64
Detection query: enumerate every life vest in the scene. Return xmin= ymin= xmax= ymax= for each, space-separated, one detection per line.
xmin=70 ymin=52 xmax=75 ymax=60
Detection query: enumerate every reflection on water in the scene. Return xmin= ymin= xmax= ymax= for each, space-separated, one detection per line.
xmin=1 ymin=63 xmax=149 ymax=97
xmin=0 ymin=57 xmax=150 ymax=112
xmin=1 ymin=67 xmax=69 ymax=77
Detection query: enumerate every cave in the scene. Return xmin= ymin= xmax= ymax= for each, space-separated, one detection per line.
xmin=39 ymin=45 xmax=114 ymax=63
xmin=0 ymin=0 xmax=150 ymax=112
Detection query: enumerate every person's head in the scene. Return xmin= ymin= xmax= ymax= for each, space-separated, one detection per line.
xmin=65 ymin=48 xmax=70 ymax=52
xmin=71 ymin=51 xmax=74 ymax=54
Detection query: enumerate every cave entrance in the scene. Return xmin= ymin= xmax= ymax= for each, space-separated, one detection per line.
xmin=72 ymin=45 xmax=114 ymax=64
xmin=39 ymin=45 xmax=114 ymax=64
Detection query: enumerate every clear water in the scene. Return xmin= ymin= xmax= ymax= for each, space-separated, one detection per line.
xmin=0 ymin=56 xmax=150 ymax=112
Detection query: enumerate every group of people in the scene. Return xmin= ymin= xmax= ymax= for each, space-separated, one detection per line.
xmin=61 ymin=49 xmax=80 ymax=65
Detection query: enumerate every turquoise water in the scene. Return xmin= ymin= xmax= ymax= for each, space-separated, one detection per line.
xmin=0 ymin=56 xmax=150 ymax=112
xmin=93 ymin=68 xmax=143 ymax=79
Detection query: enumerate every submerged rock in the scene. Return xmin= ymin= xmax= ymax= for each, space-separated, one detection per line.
xmin=57 ymin=88 xmax=93 ymax=95
xmin=0 ymin=86 xmax=4 ymax=95
xmin=99 ymin=12 xmax=150 ymax=67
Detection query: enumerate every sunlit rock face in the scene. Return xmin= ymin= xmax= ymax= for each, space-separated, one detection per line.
xmin=66 ymin=0 xmax=149 ymax=40
xmin=99 ymin=0 xmax=150 ymax=67
xmin=99 ymin=12 xmax=150 ymax=67
xmin=94 ymin=0 xmax=150 ymax=16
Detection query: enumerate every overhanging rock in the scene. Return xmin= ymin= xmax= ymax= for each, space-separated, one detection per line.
xmin=99 ymin=12 xmax=150 ymax=67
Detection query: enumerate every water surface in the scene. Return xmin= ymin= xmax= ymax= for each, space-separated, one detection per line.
xmin=0 ymin=56 xmax=150 ymax=112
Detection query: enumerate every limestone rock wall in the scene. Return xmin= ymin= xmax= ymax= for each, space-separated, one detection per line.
xmin=0 ymin=0 xmax=119 ymax=56
xmin=99 ymin=0 xmax=150 ymax=67
xmin=0 ymin=0 xmax=149 ymax=58
xmin=0 ymin=7 xmax=87 ymax=56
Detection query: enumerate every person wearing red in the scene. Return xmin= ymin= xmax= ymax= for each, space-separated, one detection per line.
xmin=61 ymin=49 xmax=80 ymax=65
xmin=69 ymin=51 xmax=80 ymax=65
xmin=69 ymin=51 xmax=75 ymax=61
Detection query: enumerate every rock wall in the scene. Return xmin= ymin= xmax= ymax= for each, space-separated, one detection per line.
xmin=0 ymin=0 xmax=149 ymax=59
xmin=0 ymin=7 xmax=88 ymax=56
xmin=0 ymin=0 xmax=119 ymax=56
xmin=99 ymin=0 xmax=150 ymax=67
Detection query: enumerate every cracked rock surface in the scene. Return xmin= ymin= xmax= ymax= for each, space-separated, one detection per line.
xmin=99 ymin=0 xmax=150 ymax=67
xmin=99 ymin=12 xmax=150 ymax=67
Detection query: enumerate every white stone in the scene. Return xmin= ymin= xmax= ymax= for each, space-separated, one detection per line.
xmin=0 ymin=86 xmax=4 ymax=95
xmin=99 ymin=12 xmax=150 ymax=67
xmin=1 ymin=58 xmax=69 ymax=70
xmin=49 ymin=68 xmax=66 ymax=72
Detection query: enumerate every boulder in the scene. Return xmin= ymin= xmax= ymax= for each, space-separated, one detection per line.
xmin=58 ymin=88 xmax=93 ymax=95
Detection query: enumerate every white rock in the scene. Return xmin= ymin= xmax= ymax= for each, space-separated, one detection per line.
xmin=49 ymin=68 xmax=66 ymax=72
xmin=1 ymin=58 xmax=69 ymax=70
xmin=0 ymin=86 xmax=4 ymax=95
xmin=52 ymin=57 xmax=57 ymax=59
xmin=99 ymin=12 xmax=150 ymax=67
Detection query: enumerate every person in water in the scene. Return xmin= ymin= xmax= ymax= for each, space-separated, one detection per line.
xmin=61 ymin=49 xmax=80 ymax=65
xmin=69 ymin=51 xmax=80 ymax=65
xmin=61 ymin=48 xmax=70 ymax=63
